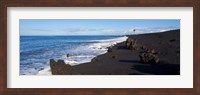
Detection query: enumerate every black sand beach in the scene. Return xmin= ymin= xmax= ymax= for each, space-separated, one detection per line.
xmin=50 ymin=29 xmax=180 ymax=75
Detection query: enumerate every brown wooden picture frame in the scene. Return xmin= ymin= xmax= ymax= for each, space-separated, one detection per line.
xmin=0 ymin=0 xmax=199 ymax=95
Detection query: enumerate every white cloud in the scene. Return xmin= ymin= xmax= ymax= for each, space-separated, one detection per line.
xmin=30 ymin=28 xmax=52 ymax=32
xmin=124 ymin=26 xmax=180 ymax=35
xmin=61 ymin=28 xmax=115 ymax=34
xmin=101 ymin=29 xmax=114 ymax=33
xmin=28 ymin=26 xmax=180 ymax=36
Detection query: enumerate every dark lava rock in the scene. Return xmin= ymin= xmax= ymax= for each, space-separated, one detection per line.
xmin=139 ymin=53 xmax=159 ymax=64
xmin=147 ymin=48 xmax=157 ymax=54
xmin=126 ymin=38 xmax=134 ymax=48
xmin=50 ymin=59 xmax=71 ymax=75
xmin=126 ymin=38 xmax=142 ymax=51
xmin=130 ymin=42 xmax=141 ymax=51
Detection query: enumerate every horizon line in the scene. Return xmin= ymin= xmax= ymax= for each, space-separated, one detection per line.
xmin=20 ymin=35 xmax=124 ymax=36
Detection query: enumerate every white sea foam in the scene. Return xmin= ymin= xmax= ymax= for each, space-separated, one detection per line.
xmin=38 ymin=66 xmax=52 ymax=75
xmin=61 ymin=36 xmax=128 ymax=65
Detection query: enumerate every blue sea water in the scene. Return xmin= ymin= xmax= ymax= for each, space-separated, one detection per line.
xmin=20 ymin=36 xmax=128 ymax=75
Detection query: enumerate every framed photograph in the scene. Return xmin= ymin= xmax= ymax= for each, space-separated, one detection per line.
xmin=0 ymin=0 xmax=199 ymax=95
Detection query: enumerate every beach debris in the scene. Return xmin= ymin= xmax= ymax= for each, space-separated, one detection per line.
xmin=50 ymin=59 xmax=71 ymax=75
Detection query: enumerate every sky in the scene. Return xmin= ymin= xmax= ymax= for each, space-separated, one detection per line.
xmin=20 ymin=19 xmax=180 ymax=36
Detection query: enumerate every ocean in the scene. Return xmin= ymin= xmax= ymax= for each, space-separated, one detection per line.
xmin=20 ymin=36 xmax=128 ymax=75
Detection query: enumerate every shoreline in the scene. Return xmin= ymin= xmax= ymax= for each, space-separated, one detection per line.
xmin=37 ymin=36 xmax=128 ymax=75
xmin=50 ymin=29 xmax=180 ymax=75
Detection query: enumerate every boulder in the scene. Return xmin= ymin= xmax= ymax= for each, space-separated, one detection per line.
xmin=129 ymin=41 xmax=141 ymax=51
xmin=126 ymin=38 xmax=133 ymax=48
xmin=126 ymin=38 xmax=142 ymax=51
xmin=126 ymin=38 xmax=135 ymax=48
xmin=50 ymin=59 xmax=71 ymax=75
xmin=139 ymin=53 xmax=159 ymax=64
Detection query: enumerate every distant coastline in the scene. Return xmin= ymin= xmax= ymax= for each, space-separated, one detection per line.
xmin=49 ymin=29 xmax=180 ymax=75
